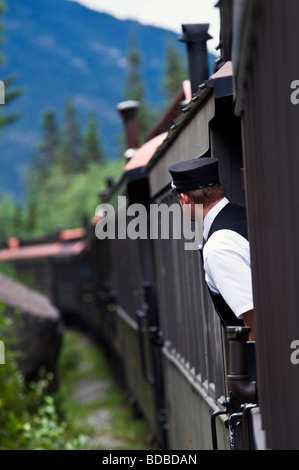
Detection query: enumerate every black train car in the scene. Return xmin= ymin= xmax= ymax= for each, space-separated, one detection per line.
xmin=95 ymin=43 xmax=256 ymax=448
xmin=0 ymin=230 xmax=94 ymax=329
xmin=218 ymin=0 xmax=299 ymax=450
xmin=95 ymin=145 xmax=169 ymax=448
xmin=145 ymin=63 xmax=250 ymax=449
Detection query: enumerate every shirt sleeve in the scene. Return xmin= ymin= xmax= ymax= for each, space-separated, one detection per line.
xmin=203 ymin=230 xmax=254 ymax=318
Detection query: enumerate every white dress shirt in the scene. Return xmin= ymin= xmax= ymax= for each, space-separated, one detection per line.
xmin=202 ymin=198 xmax=254 ymax=319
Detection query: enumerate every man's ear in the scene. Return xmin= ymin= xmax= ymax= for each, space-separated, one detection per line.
xmin=179 ymin=193 xmax=190 ymax=204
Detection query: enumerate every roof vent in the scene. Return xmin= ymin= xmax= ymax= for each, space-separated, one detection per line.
xmin=117 ymin=100 xmax=140 ymax=158
xmin=179 ymin=24 xmax=212 ymax=95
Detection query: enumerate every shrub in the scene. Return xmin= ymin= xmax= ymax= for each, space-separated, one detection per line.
xmin=0 ymin=301 xmax=87 ymax=450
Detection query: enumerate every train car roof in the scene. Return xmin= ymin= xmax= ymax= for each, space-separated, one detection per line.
xmin=0 ymin=234 xmax=86 ymax=261
xmin=124 ymin=80 xmax=192 ymax=176
xmin=125 ymin=132 xmax=168 ymax=172
xmin=145 ymin=61 xmax=234 ymax=197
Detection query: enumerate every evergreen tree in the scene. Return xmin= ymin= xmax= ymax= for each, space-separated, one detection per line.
xmin=11 ymin=203 xmax=22 ymax=236
xmin=34 ymin=109 xmax=60 ymax=182
xmin=23 ymin=182 xmax=38 ymax=236
xmin=0 ymin=76 xmax=22 ymax=129
xmin=25 ymin=195 xmax=36 ymax=235
xmin=0 ymin=196 xmax=13 ymax=242
xmin=124 ymin=35 xmax=156 ymax=144
xmin=0 ymin=0 xmax=22 ymax=245
xmin=0 ymin=1 xmax=22 ymax=130
xmin=84 ymin=112 xmax=106 ymax=166
xmin=125 ymin=35 xmax=144 ymax=103
xmin=59 ymin=99 xmax=82 ymax=172
xmin=163 ymin=43 xmax=187 ymax=101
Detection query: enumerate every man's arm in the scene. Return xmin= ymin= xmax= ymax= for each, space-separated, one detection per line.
xmin=203 ymin=232 xmax=254 ymax=336
xmin=243 ymin=309 xmax=255 ymax=341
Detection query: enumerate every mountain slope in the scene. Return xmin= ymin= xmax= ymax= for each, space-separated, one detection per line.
xmin=0 ymin=0 xmax=213 ymax=200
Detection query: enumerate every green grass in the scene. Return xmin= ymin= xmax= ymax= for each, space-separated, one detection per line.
xmin=55 ymin=328 xmax=160 ymax=450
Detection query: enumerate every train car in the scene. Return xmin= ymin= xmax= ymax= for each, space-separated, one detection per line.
xmin=144 ymin=64 xmax=249 ymax=450
xmin=0 ymin=229 xmax=96 ymax=330
xmin=218 ymin=0 xmax=299 ymax=450
xmin=94 ymin=96 xmax=189 ymax=448
xmin=95 ymin=23 xmax=256 ymax=450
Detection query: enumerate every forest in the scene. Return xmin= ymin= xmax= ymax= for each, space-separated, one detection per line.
xmin=0 ymin=1 xmax=187 ymax=245
xmin=0 ymin=0 xmax=187 ymax=450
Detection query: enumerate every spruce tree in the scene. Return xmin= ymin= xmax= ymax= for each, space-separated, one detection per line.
xmin=11 ymin=203 xmax=22 ymax=236
xmin=124 ymin=35 xmax=156 ymax=145
xmin=0 ymin=1 xmax=22 ymax=130
xmin=164 ymin=43 xmax=187 ymax=101
xmin=59 ymin=99 xmax=82 ymax=172
xmin=24 ymin=191 xmax=37 ymax=235
xmin=0 ymin=0 xmax=22 ymax=244
xmin=34 ymin=109 xmax=60 ymax=181
xmin=83 ymin=111 xmax=106 ymax=167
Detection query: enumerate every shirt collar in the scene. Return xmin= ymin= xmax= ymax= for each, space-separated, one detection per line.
xmin=203 ymin=197 xmax=229 ymax=241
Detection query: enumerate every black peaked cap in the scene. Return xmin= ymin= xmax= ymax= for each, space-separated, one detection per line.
xmin=168 ymin=157 xmax=219 ymax=192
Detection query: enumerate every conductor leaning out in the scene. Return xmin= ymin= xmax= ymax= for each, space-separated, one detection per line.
xmin=168 ymin=157 xmax=255 ymax=341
